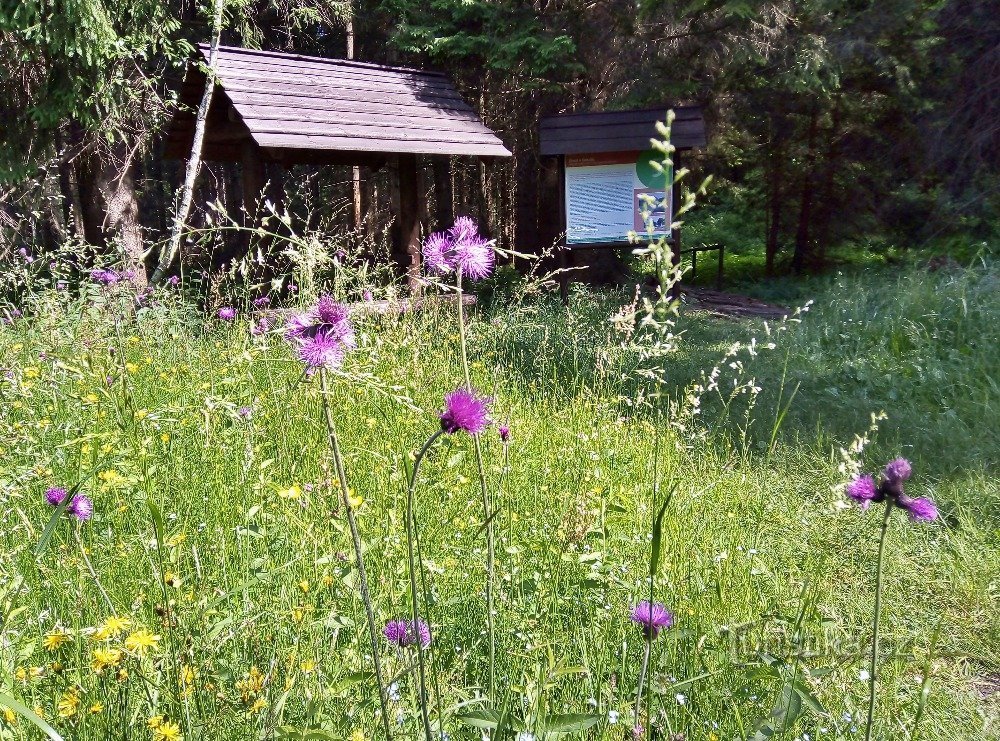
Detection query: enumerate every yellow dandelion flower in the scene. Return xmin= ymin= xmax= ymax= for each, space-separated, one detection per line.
xmin=57 ymin=690 xmax=80 ymax=718
xmin=89 ymin=703 xmax=103 ymax=715
xmin=321 ymin=574 xmax=334 ymax=587
xmin=350 ymin=729 xmax=365 ymax=741
xmin=124 ymin=629 xmax=161 ymax=656
xmin=246 ymin=698 xmax=267 ymax=716
xmin=116 ymin=667 xmax=129 ymax=682
xmin=152 ymin=720 xmax=183 ymax=741
xmin=165 ymin=532 xmax=186 ymax=547
xmin=297 ymin=580 xmax=309 ymax=594
xmin=163 ymin=572 xmax=181 ymax=588
xmin=43 ymin=628 xmax=71 ymax=652
xmin=2 ymin=707 xmax=16 ymax=726
xmin=236 ymin=666 xmax=265 ymax=701
xmin=94 ymin=615 xmax=131 ymax=640
xmin=14 ymin=667 xmax=27 ymax=683
xmin=91 ymin=647 xmax=123 ymax=673
xmin=147 ymin=715 xmax=164 ymax=730
xmin=299 ymin=659 xmax=316 ymax=674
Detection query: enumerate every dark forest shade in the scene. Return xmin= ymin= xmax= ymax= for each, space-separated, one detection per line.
xmin=539 ymin=107 xmax=706 ymax=156
xmin=164 ymin=45 xmax=512 ymax=163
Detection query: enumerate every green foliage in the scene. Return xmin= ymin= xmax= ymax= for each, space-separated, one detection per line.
xmin=0 ymin=0 xmax=190 ymax=182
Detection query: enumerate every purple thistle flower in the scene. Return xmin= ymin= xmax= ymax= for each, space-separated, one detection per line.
xmin=253 ymin=295 xmax=271 ymax=307
xmin=383 ymin=619 xmax=431 ymax=648
xmin=284 ymin=296 xmax=355 ymax=371
xmin=449 ymin=216 xmax=479 ymax=244
xmin=499 ymin=424 xmax=511 ymax=444
xmin=91 ymin=269 xmax=121 ymax=285
xmin=898 ymin=495 xmax=938 ymax=522
xmin=422 ymin=231 xmax=455 ymax=275
xmin=884 ymin=458 xmax=912 ymax=484
xmin=68 ymin=494 xmax=93 ymax=521
xmin=218 ymin=307 xmax=236 ymax=321
xmin=45 ymin=487 xmax=68 ymax=506
xmin=846 ymin=475 xmax=878 ymax=510
xmin=166 ymin=275 xmax=180 ymax=287
xmin=236 ymin=406 xmax=253 ymax=420
xmin=296 ymin=330 xmax=347 ymax=371
xmin=454 ymin=237 xmax=494 ymax=280
xmin=362 ymin=289 xmax=374 ymax=302
xmin=250 ymin=315 xmax=272 ymax=336
xmin=629 ymin=600 xmax=674 ymax=639
xmin=440 ymin=388 xmax=492 ymax=435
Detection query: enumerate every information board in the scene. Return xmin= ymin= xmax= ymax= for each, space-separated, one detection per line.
xmin=564 ymin=150 xmax=672 ymax=245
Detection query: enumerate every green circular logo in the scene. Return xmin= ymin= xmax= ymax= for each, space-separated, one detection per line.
xmin=635 ymin=150 xmax=669 ymax=189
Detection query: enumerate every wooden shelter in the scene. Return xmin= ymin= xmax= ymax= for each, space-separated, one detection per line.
xmin=164 ymin=45 xmax=511 ymax=284
xmin=538 ymin=106 xmax=707 ymax=301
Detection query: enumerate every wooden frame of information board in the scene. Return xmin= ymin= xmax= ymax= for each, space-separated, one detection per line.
xmin=538 ymin=107 xmax=707 ymax=303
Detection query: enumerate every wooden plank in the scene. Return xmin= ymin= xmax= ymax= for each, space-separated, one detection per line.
xmin=217 ymin=65 xmax=465 ymax=101
xmin=236 ymin=106 xmax=495 ymax=135
xmin=221 ymin=77 xmax=469 ymax=111
xmin=202 ymin=43 xmax=446 ymax=79
xmin=540 ymin=107 xmax=703 ymax=130
xmin=252 ymin=131 xmax=510 ymax=157
xmin=217 ymin=68 xmax=467 ymax=104
xmin=396 ymin=153 xmax=423 ymax=289
xmin=225 ymin=90 xmax=479 ymax=121
xmin=540 ymin=132 xmax=705 ymax=155
xmin=215 ymin=54 xmax=451 ymax=87
xmin=239 ymin=118 xmax=502 ymax=145
xmin=541 ymin=120 xmax=704 ymax=145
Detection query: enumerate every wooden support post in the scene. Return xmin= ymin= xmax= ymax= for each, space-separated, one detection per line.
xmin=670 ymin=150 xmax=682 ymax=301
xmin=397 ymin=153 xmax=423 ymax=291
xmin=717 ymin=243 xmax=724 ymax=290
xmin=557 ymin=155 xmax=570 ymax=305
xmin=241 ymin=139 xmax=265 ymax=229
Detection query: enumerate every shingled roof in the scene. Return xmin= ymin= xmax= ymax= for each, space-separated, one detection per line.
xmin=539 ymin=106 xmax=706 ymax=156
xmin=164 ymin=45 xmax=511 ymax=164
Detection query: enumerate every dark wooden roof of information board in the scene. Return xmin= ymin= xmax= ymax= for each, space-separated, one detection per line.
xmin=164 ymin=45 xmax=511 ymax=164
xmin=538 ymin=106 xmax=706 ymax=156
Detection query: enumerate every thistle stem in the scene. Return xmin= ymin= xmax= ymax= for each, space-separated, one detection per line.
xmin=406 ymin=430 xmax=443 ymax=741
xmin=634 ymin=637 xmax=652 ymax=733
xmin=456 ymin=271 xmax=496 ymax=704
xmin=319 ymin=370 xmax=393 ymax=741
xmin=864 ymin=502 xmax=894 ymax=741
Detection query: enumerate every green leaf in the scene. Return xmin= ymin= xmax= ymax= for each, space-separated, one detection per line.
xmin=147 ymin=501 xmax=164 ymax=550
xmin=537 ymin=712 xmax=601 ymax=734
xmin=0 ymin=690 xmax=64 ymax=740
xmin=649 ymin=481 xmax=678 ymax=579
xmin=457 ymin=709 xmax=502 ymax=730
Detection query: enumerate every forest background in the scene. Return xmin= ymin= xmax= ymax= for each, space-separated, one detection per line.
xmin=1 ymin=0 xmax=998 ymax=289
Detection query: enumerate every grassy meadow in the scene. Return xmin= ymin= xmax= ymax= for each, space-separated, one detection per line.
xmin=0 ymin=257 xmax=998 ymax=740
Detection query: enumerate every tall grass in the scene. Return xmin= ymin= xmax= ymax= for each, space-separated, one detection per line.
xmin=0 ymin=259 xmax=997 ymax=740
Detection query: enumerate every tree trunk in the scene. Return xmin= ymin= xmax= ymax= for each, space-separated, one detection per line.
xmin=815 ymin=96 xmax=842 ymax=268
xmin=791 ymin=105 xmax=820 ymax=275
xmin=765 ymin=137 xmax=783 ymax=278
xmin=75 ymin=144 xmax=148 ymax=285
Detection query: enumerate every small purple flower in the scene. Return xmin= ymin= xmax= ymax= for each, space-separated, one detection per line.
xmin=383 ymin=619 xmax=431 ymax=648
xmin=166 ymin=275 xmax=180 ymax=287
xmin=253 ymin=295 xmax=271 ymax=307
xmin=45 ymin=487 xmax=69 ymax=506
xmin=362 ymin=289 xmax=373 ymax=302
xmin=217 ymin=307 xmax=236 ymax=321
xmin=440 ymin=388 xmax=492 ymax=435
xmin=499 ymin=424 xmax=511 ymax=444
xmin=68 ymin=494 xmax=93 ymax=521
xmin=56 ymin=280 xmax=68 ymax=291
xmin=884 ymin=458 xmax=912 ymax=484
xmin=236 ymin=406 xmax=253 ymax=420
xmin=846 ymin=475 xmax=878 ymax=510
xmin=898 ymin=495 xmax=938 ymax=522
xmin=629 ymin=600 xmax=674 ymax=639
